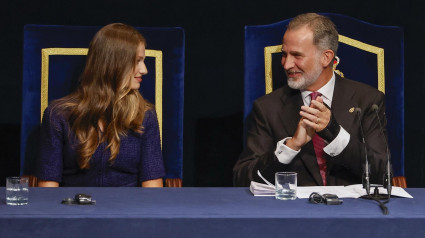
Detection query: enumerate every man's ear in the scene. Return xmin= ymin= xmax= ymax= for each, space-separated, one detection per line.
xmin=321 ymin=50 xmax=335 ymax=67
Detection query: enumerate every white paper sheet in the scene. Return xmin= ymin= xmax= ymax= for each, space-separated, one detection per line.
xmin=250 ymin=181 xmax=413 ymax=198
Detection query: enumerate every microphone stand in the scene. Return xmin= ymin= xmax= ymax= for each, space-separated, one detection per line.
xmin=355 ymin=108 xmax=389 ymax=215
xmin=355 ymin=108 xmax=370 ymax=194
xmin=372 ymin=104 xmax=393 ymax=202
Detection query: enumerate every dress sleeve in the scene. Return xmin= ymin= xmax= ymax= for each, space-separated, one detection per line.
xmin=35 ymin=106 xmax=64 ymax=182
xmin=139 ymin=109 xmax=166 ymax=182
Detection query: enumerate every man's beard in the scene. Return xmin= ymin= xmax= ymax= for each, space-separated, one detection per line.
xmin=286 ymin=62 xmax=322 ymax=90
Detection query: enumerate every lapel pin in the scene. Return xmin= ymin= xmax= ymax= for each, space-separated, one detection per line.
xmin=349 ymin=107 xmax=355 ymax=113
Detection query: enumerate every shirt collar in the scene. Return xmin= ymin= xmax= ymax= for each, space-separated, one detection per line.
xmin=301 ymin=72 xmax=336 ymax=107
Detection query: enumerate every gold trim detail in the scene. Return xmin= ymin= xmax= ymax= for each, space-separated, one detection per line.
xmin=338 ymin=35 xmax=385 ymax=93
xmin=40 ymin=48 xmax=163 ymax=146
xmin=41 ymin=48 xmax=88 ymax=122
xmin=264 ymin=34 xmax=385 ymax=94
xmin=264 ymin=45 xmax=282 ymax=94
xmin=145 ymin=50 xmax=163 ymax=146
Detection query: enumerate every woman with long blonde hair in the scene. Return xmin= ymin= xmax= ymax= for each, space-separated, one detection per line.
xmin=36 ymin=23 xmax=165 ymax=187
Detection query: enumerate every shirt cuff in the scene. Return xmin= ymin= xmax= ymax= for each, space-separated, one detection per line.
xmin=323 ymin=126 xmax=350 ymax=157
xmin=274 ymin=137 xmax=300 ymax=164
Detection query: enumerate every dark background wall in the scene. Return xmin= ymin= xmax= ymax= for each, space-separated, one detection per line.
xmin=1 ymin=0 xmax=424 ymax=187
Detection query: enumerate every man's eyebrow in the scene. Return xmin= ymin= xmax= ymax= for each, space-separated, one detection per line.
xmin=281 ymin=47 xmax=303 ymax=56
xmin=288 ymin=50 xmax=304 ymax=56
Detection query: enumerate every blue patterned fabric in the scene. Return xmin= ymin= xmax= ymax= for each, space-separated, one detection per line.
xmin=21 ymin=25 xmax=185 ymax=180
xmin=244 ymin=13 xmax=404 ymax=177
xmin=36 ymin=106 xmax=165 ymax=186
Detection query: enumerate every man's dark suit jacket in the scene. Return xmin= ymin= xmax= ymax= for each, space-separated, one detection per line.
xmin=234 ymin=75 xmax=388 ymax=187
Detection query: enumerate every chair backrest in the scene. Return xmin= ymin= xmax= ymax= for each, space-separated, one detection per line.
xmin=243 ymin=13 xmax=404 ymax=178
xmin=21 ymin=24 xmax=185 ymax=186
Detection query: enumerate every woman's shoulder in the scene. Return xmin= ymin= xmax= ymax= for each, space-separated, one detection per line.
xmin=42 ymin=98 xmax=75 ymax=125
xmin=144 ymin=107 xmax=157 ymax=117
xmin=142 ymin=108 xmax=158 ymax=125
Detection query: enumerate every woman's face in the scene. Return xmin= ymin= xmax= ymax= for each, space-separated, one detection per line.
xmin=131 ymin=43 xmax=148 ymax=90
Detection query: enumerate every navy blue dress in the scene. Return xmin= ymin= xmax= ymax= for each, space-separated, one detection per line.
xmin=36 ymin=105 xmax=165 ymax=187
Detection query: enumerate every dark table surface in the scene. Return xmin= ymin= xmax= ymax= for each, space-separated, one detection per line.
xmin=1 ymin=187 xmax=424 ymax=238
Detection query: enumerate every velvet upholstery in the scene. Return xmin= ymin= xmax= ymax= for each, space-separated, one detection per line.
xmin=244 ymin=13 xmax=404 ymax=178
xmin=21 ymin=25 xmax=185 ymax=185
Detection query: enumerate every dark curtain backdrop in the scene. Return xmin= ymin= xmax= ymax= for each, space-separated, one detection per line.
xmin=0 ymin=0 xmax=424 ymax=187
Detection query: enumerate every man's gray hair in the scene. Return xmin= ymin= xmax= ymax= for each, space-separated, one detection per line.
xmin=288 ymin=13 xmax=339 ymax=58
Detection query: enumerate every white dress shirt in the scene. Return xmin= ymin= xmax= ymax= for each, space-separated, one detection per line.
xmin=274 ymin=73 xmax=350 ymax=164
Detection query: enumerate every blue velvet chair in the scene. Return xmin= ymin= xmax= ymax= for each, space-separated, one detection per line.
xmin=244 ymin=13 xmax=405 ymax=187
xmin=21 ymin=25 xmax=185 ymax=187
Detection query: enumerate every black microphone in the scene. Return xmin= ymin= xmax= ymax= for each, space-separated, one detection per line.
xmin=355 ymin=108 xmax=370 ymax=195
xmin=357 ymin=105 xmax=389 ymax=215
xmin=371 ymin=104 xmax=393 ymax=198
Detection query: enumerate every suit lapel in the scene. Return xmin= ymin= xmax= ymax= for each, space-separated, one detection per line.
xmin=326 ymin=75 xmax=358 ymax=181
xmin=331 ymin=75 xmax=358 ymax=132
xmin=278 ymin=87 xmax=302 ymax=135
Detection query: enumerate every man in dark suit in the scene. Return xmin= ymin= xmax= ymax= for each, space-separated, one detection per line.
xmin=233 ymin=13 xmax=388 ymax=187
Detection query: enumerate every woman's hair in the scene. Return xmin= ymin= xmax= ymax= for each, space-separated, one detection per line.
xmin=53 ymin=23 xmax=151 ymax=169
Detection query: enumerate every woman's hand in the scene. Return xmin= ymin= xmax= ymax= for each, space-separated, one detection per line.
xmin=38 ymin=180 xmax=59 ymax=187
xmin=141 ymin=178 xmax=163 ymax=187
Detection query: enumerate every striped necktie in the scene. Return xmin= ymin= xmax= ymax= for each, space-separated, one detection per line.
xmin=310 ymin=92 xmax=327 ymax=186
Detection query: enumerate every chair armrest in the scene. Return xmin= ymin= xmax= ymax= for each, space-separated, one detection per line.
xmin=22 ymin=175 xmax=38 ymax=187
xmin=22 ymin=175 xmax=184 ymax=187
xmin=165 ymin=178 xmax=182 ymax=187
xmin=392 ymin=176 xmax=407 ymax=188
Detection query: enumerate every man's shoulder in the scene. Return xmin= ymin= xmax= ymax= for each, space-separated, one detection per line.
xmin=254 ymin=85 xmax=296 ymax=105
xmin=338 ymin=76 xmax=383 ymax=95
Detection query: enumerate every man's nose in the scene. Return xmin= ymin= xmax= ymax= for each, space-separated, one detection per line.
xmin=281 ymin=56 xmax=294 ymax=70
